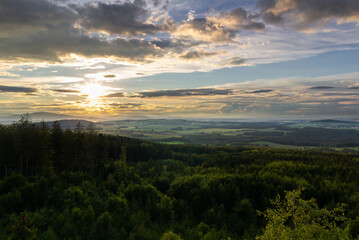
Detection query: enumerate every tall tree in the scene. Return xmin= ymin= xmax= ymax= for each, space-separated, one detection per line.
xmin=51 ymin=121 xmax=63 ymax=172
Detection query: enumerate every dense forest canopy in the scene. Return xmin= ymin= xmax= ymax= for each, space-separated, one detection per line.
xmin=0 ymin=117 xmax=358 ymax=239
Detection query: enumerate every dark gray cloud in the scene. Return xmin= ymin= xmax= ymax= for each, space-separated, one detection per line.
xmin=151 ymin=40 xmax=176 ymax=49
xmin=246 ymin=89 xmax=273 ymax=93
xmin=242 ymin=21 xmax=266 ymax=31
xmin=258 ymin=0 xmax=359 ymax=30
xmin=222 ymin=7 xmax=265 ymax=31
xmin=309 ymin=86 xmax=335 ymax=90
xmin=0 ymin=0 xmax=161 ymax=37
xmin=104 ymin=74 xmax=117 ymax=78
xmin=103 ymin=92 xmax=125 ymax=98
xmin=0 ymin=23 xmax=162 ymax=61
xmin=229 ymin=57 xmax=246 ymax=65
xmin=0 ymin=0 xmax=164 ymax=62
xmin=349 ymin=86 xmax=359 ymax=89
xmin=133 ymin=0 xmax=147 ymax=8
xmin=0 ymin=0 xmax=74 ymax=34
xmin=0 ymin=85 xmax=37 ymax=93
xmin=73 ymin=2 xmax=160 ymax=36
xmin=135 ymin=88 xmax=233 ymax=97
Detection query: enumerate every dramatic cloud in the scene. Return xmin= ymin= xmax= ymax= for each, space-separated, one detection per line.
xmin=0 ymin=85 xmax=37 ymax=93
xmin=173 ymin=7 xmax=264 ymax=42
xmin=73 ymin=2 xmax=160 ymax=36
xmin=2 ymin=0 xmax=260 ymax=63
xmin=0 ymin=23 xmax=163 ymax=61
xmin=135 ymin=88 xmax=233 ymax=97
xmin=0 ymin=0 xmax=163 ymax=62
xmin=173 ymin=17 xmax=236 ymax=42
xmin=0 ymin=0 xmax=355 ymax=67
xmin=0 ymin=0 xmax=74 ymax=35
xmin=259 ymin=0 xmax=359 ymax=30
xmin=209 ymin=7 xmax=265 ymax=31
xmin=0 ymin=0 xmax=162 ymax=37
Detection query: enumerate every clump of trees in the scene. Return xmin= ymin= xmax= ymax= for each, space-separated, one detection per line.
xmin=0 ymin=115 xmax=153 ymax=177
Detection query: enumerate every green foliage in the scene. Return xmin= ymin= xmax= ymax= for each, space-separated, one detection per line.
xmin=257 ymin=188 xmax=350 ymax=240
xmin=9 ymin=211 xmax=37 ymax=240
xmin=91 ymin=212 xmax=121 ymax=240
xmin=39 ymin=228 xmax=57 ymax=240
xmin=161 ymin=231 xmax=183 ymax=240
xmin=0 ymin=120 xmax=358 ymax=239
xmin=128 ymin=224 xmax=157 ymax=240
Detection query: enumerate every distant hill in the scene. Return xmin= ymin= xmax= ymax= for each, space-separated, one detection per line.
xmin=1 ymin=112 xmax=76 ymax=122
xmin=54 ymin=120 xmax=93 ymax=129
xmin=34 ymin=119 xmax=93 ymax=130
xmin=310 ymin=119 xmax=357 ymax=124
xmin=30 ymin=112 xmax=73 ymax=120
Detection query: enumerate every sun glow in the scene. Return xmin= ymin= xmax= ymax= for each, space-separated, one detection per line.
xmin=77 ymin=83 xmax=109 ymax=114
xmin=80 ymin=83 xmax=106 ymax=99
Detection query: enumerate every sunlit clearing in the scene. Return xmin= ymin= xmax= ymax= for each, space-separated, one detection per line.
xmin=80 ymin=83 xmax=106 ymax=99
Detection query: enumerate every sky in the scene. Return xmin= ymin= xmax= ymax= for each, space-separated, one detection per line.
xmin=1 ymin=0 xmax=359 ymax=119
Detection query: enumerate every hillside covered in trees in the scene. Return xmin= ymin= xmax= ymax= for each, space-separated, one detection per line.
xmin=0 ymin=117 xmax=359 ymax=239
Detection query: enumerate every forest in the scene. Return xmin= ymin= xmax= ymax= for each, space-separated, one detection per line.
xmin=0 ymin=116 xmax=359 ymax=239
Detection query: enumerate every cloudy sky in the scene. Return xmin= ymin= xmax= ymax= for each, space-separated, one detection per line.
xmin=1 ymin=0 xmax=359 ymax=119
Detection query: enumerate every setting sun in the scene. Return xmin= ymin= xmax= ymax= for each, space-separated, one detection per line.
xmin=80 ymin=83 xmax=106 ymax=99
